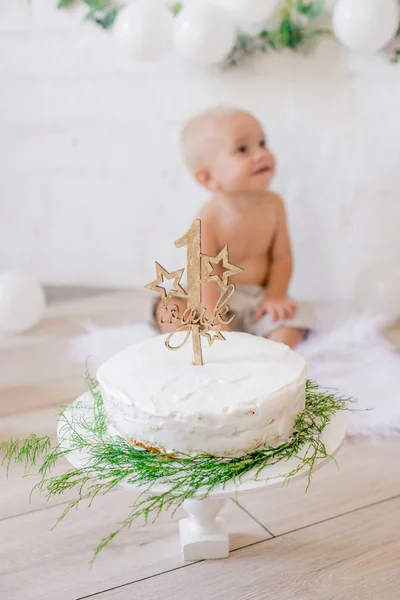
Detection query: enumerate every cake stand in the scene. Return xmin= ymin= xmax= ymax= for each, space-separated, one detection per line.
xmin=58 ymin=394 xmax=346 ymax=561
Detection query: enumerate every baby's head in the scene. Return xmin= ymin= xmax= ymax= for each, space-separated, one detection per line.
xmin=181 ymin=107 xmax=275 ymax=194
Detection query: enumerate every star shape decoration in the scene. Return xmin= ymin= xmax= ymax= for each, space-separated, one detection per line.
xmin=200 ymin=323 xmax=226 ymax=347
xmin=202 ymin=247 xmax=243 ymax=289
xmin=145 ymin=262 xmax=187 ymax=307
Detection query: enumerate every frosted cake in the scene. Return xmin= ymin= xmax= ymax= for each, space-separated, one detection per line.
xmin=97 ymin=331 xmax=306 ymax=457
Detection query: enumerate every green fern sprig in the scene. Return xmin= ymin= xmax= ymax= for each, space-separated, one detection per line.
xmin=0 ymin=434 xmax=53 ymax=475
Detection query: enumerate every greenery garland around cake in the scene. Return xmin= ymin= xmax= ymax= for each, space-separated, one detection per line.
xmin=1 ymin=374 xmax=348 ymax=563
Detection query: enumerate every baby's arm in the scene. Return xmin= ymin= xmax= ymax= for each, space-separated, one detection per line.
xmin=267 ymin=193 xmax=293 ymax=297
xmin=256 ymin=194 xmax=297 ymax=322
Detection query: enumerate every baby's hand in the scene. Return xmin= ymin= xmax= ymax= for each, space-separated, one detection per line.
xmin=255 ymin=295 xmax=297 ymax=322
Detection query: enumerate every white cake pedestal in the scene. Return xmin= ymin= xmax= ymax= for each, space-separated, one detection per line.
xmin=179 ymin=497 xmax=229 ymax=560
xmin=58 ymin=394 xmax=346 ymax=561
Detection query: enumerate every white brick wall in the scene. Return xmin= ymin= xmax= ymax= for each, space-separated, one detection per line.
xmin=1 ymin=1 xmax=400 ymax=304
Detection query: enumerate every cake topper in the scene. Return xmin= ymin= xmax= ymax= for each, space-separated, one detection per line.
xmin=145 ymin=219 xmax=243 ymax=366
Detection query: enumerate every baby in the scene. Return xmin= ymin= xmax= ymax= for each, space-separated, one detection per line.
xmin=157 ymin=107 xmax=313 ymax=349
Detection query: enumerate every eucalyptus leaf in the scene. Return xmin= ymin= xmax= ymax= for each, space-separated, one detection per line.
xmin=94 ymin=7 xmax=118 ymax=29
xmin=171 ymin=2 xmax=183 ymax=16
xmin=238 ymin=35 xmax=248 ymax=51
xmin=288 ymin=24 xmax=303 ymax=48
xmin=279 ymin=18 xmax=292 ymax=46
xmin=84 ymin=0 xmax=108 ymax=9
xmin=57 ymin=0 xmax=75 ymax=8
xmin=296 ymin=0 xmax=324 ymax=18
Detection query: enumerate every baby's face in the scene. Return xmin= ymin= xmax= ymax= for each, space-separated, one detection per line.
xmin=210 ymin=113 xmax=275 ymax=193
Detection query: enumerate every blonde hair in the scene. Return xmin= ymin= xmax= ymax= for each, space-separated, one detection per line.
xmin=180 ymin=106 xmax=251 ymax=171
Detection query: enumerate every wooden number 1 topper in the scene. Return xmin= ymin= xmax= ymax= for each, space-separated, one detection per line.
xmin=145 ymin=219 xmax=243 ymax=366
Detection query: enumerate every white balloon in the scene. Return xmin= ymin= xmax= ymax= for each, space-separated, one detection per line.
xmin=173 ymin=1 xmax=236 ymax=65
xmin=0 ymin=272 xmax=46 ymax=333
xmin=213 ymin=0 xmax=280 ymax=24
xmin=113 ymin=0 xmax=174 ymax=62
xmin=333 ymin=0 xmax=400 ymax=52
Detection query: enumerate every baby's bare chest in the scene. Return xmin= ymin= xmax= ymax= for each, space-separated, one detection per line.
xmin=217 ymin=207 xmax=277 ymax=260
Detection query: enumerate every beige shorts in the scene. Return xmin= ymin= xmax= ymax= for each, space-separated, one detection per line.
xmin=227 ymin=285 xmax=314 ymax=337
xmin=152 ymin=284 xmax=314 ymax=338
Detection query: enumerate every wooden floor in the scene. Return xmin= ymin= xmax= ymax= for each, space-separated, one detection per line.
xmin=1 ymin=291 xmax=400 ymax=600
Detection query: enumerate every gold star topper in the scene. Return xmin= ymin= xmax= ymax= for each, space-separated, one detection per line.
xmin=145 ymin=219 xmax=243 ymax=366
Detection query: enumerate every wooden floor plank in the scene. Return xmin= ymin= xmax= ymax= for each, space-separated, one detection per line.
xmin=1 ymin=403 xmax=60 ymax=439
xmin=0 ymin=495 xmax=269 ymax=600
xmin=237 ymin=437 xmax=400 ymax=535
xmin=95 ymin=496 xmax=400 ymax=600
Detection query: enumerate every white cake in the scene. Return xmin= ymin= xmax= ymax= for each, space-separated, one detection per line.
xmin=97 ymin=332 xmax=306 ymax=457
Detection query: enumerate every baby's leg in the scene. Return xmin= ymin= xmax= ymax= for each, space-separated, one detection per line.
xmin=267 ymin=327 xmax=305 ymax=349
xmin=154 ymin=298 xmax=187 ymax=334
